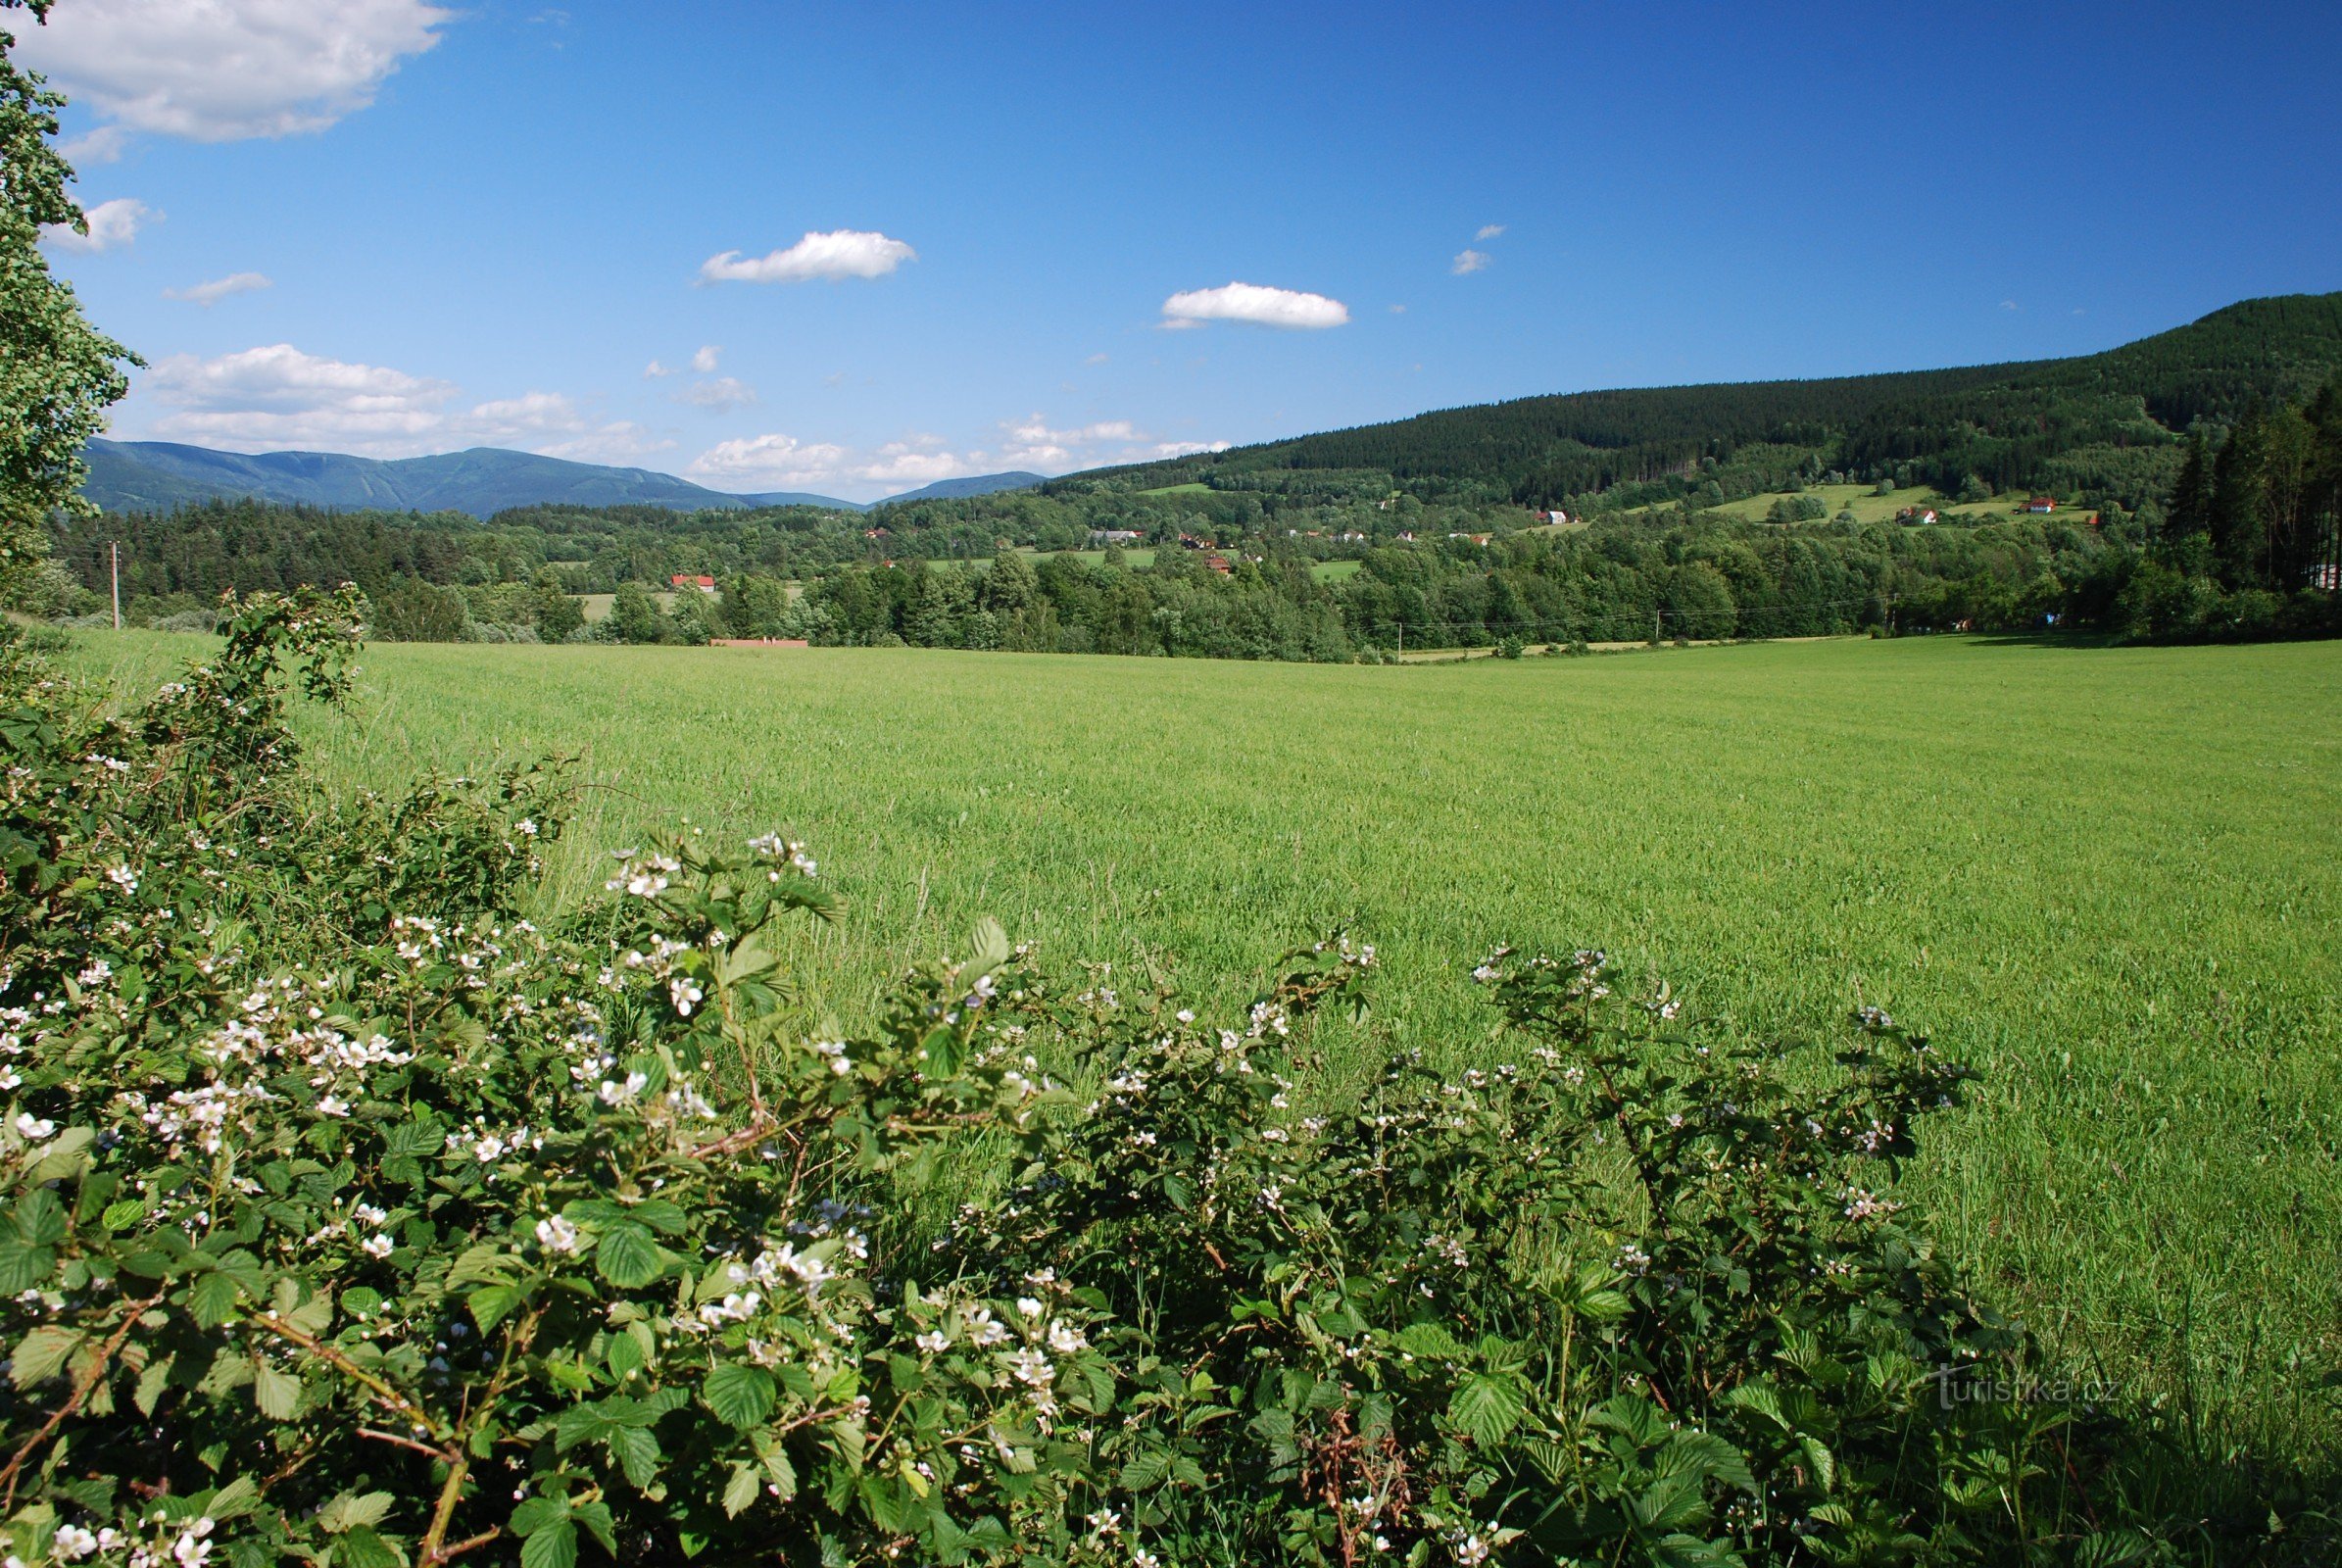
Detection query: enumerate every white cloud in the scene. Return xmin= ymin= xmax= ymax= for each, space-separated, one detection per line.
xmin=1475 ymin=223 xmax=1506 ymax=240
xmin=14 ymin=0 xmax=450 ymax=143
xmin=131 ymin=342 xmax=662 ymax=461
xmin=643 ymin=360 xmax=675 ymax=378
xmin=1450 ymin=249 xmax=1489 ymax=275
xmin=1159 ymin=281 xmax=1348 ymax=330
xmin=1389 ymin=303 xmax=1407 ymax=314
xmin=700 ymin=229 xmax=917 ymax=285
xmin=2000 ymin=299 xmax=2020 ymax=311
xmin=691 ymin=344 xmax=721 ymax=372
xmin=688 ymin=433 xmax=856 ymax=489
xmin=1085 ymin=352 xmax=1109 ymax=365
xmin=686 ymin=411 xmax=1222 ymax=500
xmin=60 ymin=125 xmax=130 ymax=165
xmin=674 ymin=376 xmax=758 ymax=412
xmin=42 ymin=197 xmax=152 ymax=253
xmin=163 ymin=270 xmax=273 ymax=306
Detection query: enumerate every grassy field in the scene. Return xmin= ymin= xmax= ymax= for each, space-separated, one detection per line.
xmin=69 ymin=631 xmax=2342 ymax=1477
xmin=1629 ymin=482 xmax=2047 ymax=528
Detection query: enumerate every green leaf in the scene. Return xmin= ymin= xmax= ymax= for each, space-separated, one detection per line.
xmin=722 ymin=1465 xmax=760 ymax=1518
xmin=189 ymin=1271 xmax=243 ymax=1327
xmin=0 ymin=1234 xmax=54 ymax=1294
xmin=1120 ymin=1452 xmax=1170 ymax=1491
xmin=1447 ymin=1373 xmax=1527 ymax=1446
xmin=607 ymin=1424 xmax=661 ymax=1489
xmin=252 ymin=1363 xmax=302 ymax=1421
xmin=518 ymin=1518 xmax=577 ymax=1568
xmin=469 ymin=1283 xmax=523 ymax=1335
xmin=15 ymin=1188 xmax=67 ymax=1245
xmin=594 ymin=1224 xmax=665 ymax=1289
xmin=101 ymin=1198 xmax=149 ymax=1232
xmin=9 ymin=1325 xmax=82 ymax=1388
xmin=703 ymin=1364 xmax=777 ymax=1430
xmin=317 ymin=1492 xmax=396 ymax=1535
xmin=1395 ymin=1322 xmax=1467 ymax=1359
xmin=335 ymin=1527 xmax=402 ymax=1568
xmin=207 ymin=1475 xmax=260 ymax=1521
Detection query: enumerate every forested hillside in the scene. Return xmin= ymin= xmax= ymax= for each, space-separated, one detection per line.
xmin=31 ymin=294 xmax=2339 ymax=653
xmin=1069 ymin=293 xmax=2342 ymax=511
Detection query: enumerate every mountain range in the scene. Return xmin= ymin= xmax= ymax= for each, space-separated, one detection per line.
xmin=79 ymin=439 xmax=1043 ymax=518
xmin=75 ymin=293 xmax=2342 ymax=524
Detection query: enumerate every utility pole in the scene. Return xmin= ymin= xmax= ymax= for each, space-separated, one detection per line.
xmin=111 ymin=543 xmax=121 ymax=630
xmin=1395 ymin=623 xmax=1403 ymax=659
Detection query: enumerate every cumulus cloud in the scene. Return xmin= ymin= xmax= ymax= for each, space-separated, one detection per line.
xmin=687 ymin=412 xmax=1225 ymax=500
xmin=1475 ymin=223 xmax=1506 ymax=240
xmin=42 ymin=197 xmax=152 ymax=253
xmin=643 ymin=360 xmax=675 ymax=378
xmin=1450 ymin=248 xmax=1489 ymax=275
xmin=691 ymin=344 xmax=721 ymax=372
xmin=14 ymin=0 xmax=450 ymax=143
xmin=700 ymin=229 xmax=916 ymax=285
xmin=163 ymin=270 xmax=273 ymax=306
xmin=687 ymin=433 xmax=855 ymax=489
xmin=674 ymin=376 xmax=758 ymax=412
xmin=60 ymin=125 xmax=130 ymax=165
xmin=1159 ymin=282 xmax=1348 ymax=330
xmin=132 ymin=342 xmax=664 ymax=461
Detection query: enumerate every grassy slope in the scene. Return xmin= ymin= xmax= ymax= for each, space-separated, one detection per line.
xmin=73 ymin=632 xmax=2342 ymax=1474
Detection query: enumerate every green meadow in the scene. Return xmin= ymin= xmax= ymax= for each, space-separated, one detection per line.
xmin=73 ymin=630 xmax=2342 ymax=1476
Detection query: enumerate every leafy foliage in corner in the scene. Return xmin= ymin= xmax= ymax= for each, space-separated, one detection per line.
xmin=0 ymin=2 xmax=138 ymax=591
xmin=0 ymin=594 xmax=2324 ymax=1566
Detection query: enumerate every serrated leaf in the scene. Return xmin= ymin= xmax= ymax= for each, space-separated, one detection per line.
xmin=1395 ymin=1321 xmax=1467 ymax=1359
xmin=10 ymin=1325 xmax=82 ymax=1388
xmin=722 ymin=1464 xmax=760 ymax=1518
xmin=189 ymin=1271 xmax=242 ymax=1327
xmin=207 ymin=1475 xmax=260 ymax=1521
xmin=469 ymin=1283 xmax=523 ymax=1335
xmin=1447 ymin=1374 xmax=1527 ymax=1446
xmin=317 ymin=1491 xmax=396 ymax=1535
xmin=134 ymin=1351 xmax=174 ymax=1415
xmin=594 ymin=1225 xmax=665 ymax=1289
xmin=101 ymin=1198 xmax=149 ymax=1232
xmin=703 ymin=1364 xmax=776 ymax=1430
xmin=519 ymin=1517 xmax=576 ymax=1568
xmin=0 ymin=1234 xmax=54 ymax=1294
xmin=606 ymin=1424 xmax=660 ymax=1489
xmin=252 ymin=1364 xmax=302 ymax=1420
xmin=335 ymin=1526 xmax=401 ymax=1568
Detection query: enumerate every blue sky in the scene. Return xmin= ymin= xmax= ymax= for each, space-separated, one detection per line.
xmin=23 ymin=0 xmax=2342 ymax=500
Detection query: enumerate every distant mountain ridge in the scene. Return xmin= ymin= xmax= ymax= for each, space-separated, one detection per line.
xmin=79 ymin=441 xmax=1050 ymax=519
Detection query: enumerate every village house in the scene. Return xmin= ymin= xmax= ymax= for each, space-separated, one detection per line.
xmin=2025 ymin=496 xmax=2057 ymax=514
xmin=669 ymin=573 xmax=717 ymax=593
xmin=1089 ymin=528 xmax=1145 ymax=546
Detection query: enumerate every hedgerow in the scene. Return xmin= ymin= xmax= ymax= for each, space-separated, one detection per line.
xmin=0 ymin=593 xmax=2322 ymax=1567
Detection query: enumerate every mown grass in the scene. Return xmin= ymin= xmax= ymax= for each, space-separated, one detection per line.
xmin=69 ymin=630 xmax=2342 ymax=1482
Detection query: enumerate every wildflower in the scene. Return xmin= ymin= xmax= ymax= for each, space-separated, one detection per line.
xmin=107 ymin=864 xmax=139 ymax=895
xmin=363 ymin=1233 xmax=395 ymax=1259
xmin=669 ymin=976 xmax=704 ymax=1015
xmin=53 ymin=1525 xmax=98 ymax=1560
xmin=172 ymin=1518 xmax=216 ymax=1568
xmin=514 ymin=818 xmax=538 ymax=837
xmin=915 ymin=1329 xmax=951 ymax=1353
xmin=535 ymin=1215 xmax=582 ymax=1254
xmin=12 ymin=1113 xmax=54 ymax=1141
xmin=317 ymin=1096 xmax=351 ymax=1117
